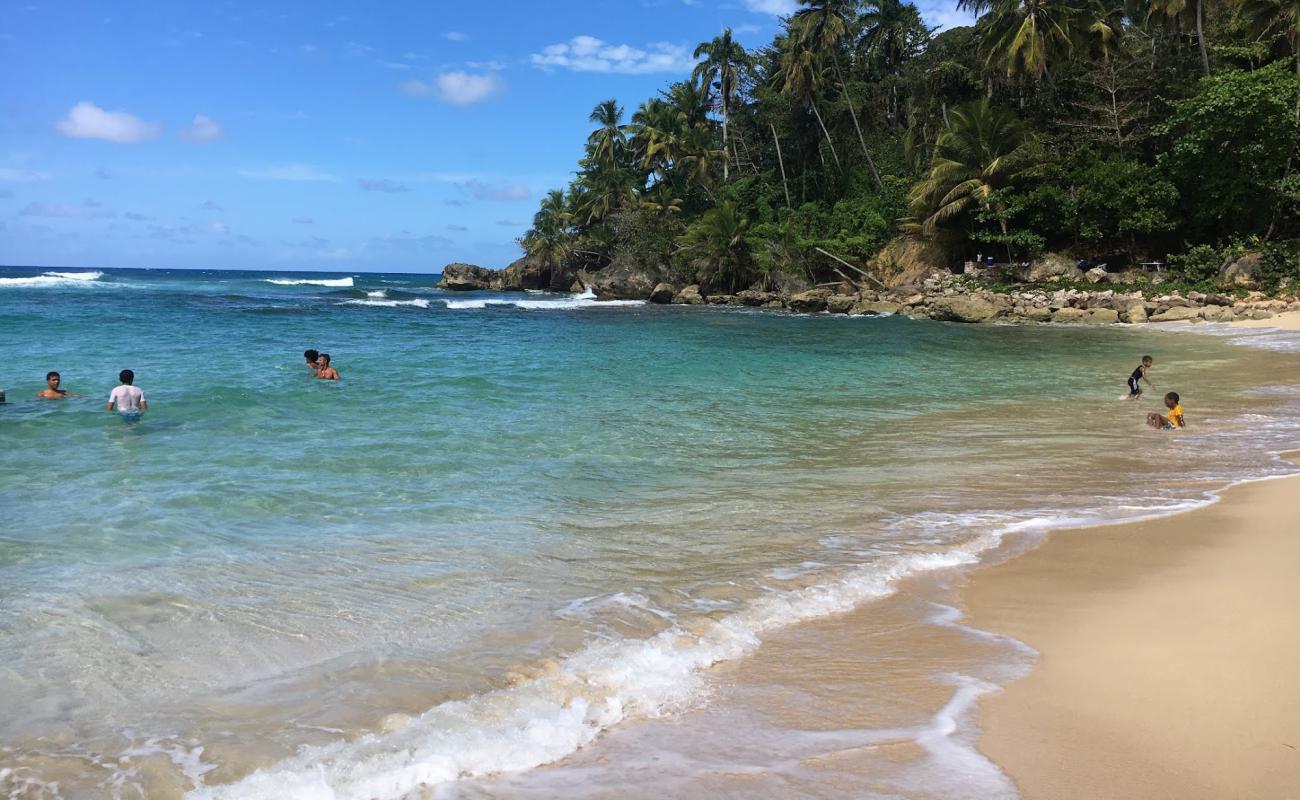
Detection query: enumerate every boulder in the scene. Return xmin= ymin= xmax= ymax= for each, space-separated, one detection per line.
xmin=1085 ymin=267 xmax=1110 ymax=284
xmin=1119 ymin=303 xmax=1149 ymax=324
xmin=927 ymin=297 xmax=998 ymax=323
xmin=706 ymin=294 xmax=739 ymax=305
xmin=1202 ymin=305 xmax=1235 ymax=322
xmin=826 ymin=294 xmax=858 ymax=314
xmin=849 ymin=300 xmax=902 ymax=316
xmin=649 ymin=283 xmax=676 ymax=304
xmin=1083 ymin=308 xmax=1120 ymax=324
xmin=438 ymin=262 xmax=497 ymax=291
xmin=1023 ymin=306 xmax=1053 ymax=322
xmin=1150 ymin=306 xmax=1203 ymax=322
xmin=736 ymin=289 xmax=779 ymax=306
xmin=673 ymin=285 xmax=706 ymax=305
xmin=497 ymin=255 xmax=572 ymax=291
xmin=591 ymin=255 xmax=664 ymax=300
xmin=1051 ymin=307 xmax=1088 ymax=323
xmin=1221 ymin=252 xmax=1262 ymax=288
xmin=766 ymin=268 xmax=814 ymax=296
xmin=788 ymin=289 xmax=833 ymax=313
xmin=1016 ymin=253 xmax=1085 ymax=283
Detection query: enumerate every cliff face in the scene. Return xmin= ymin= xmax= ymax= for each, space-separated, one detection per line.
xmin=437 ymin=256 xmax=579 ymax=293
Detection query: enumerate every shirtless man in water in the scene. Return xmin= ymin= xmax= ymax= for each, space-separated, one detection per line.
xmin=314 ymin=353 xmax=340 ymax=381
xmin=36 ymin=371 xmax=75 ymax=399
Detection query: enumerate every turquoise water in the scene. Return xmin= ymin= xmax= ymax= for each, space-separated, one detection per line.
xmin=2 ymin=266 xmax=1299 ymax=799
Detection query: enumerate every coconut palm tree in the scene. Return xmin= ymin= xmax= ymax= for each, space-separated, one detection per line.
xmin=983 ymin=0 xmax=1117 ymax=79
xmin=679 ymin=201 xmax=753 ymax=292
xmin=859 ymin=0 xmax=931 ymax=77
xmin=1236 ymin=0 xmax=1300 ymax=69
xmin=587 ymin=99 xmax=629 ymax=168
xmin=1147 ymin=0 xmax=1212 ymax=74
xmin=693 ymin=28 xmax=753 ymax=181
xmin=792 ymin=0 xmax=886 ymax=187
xmin=906 ymin=100 xmax=1039 ymax=254
xmin=775 ymin=38 xmax=843 ymax=171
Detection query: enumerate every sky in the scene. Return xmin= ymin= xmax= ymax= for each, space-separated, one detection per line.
xmin=0 ymin=0 xmax=972 ymax=273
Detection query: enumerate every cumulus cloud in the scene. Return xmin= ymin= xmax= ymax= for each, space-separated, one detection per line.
xmin=744 ymin=0 xmax=798 ymax=15
xmin=182 ymin=114 xmax=223 ymax=143
xmin=459 ymin=178 xmax=530 ymax=202
xmin=55 ymin=101 xmax=161 ymax=143
xmin=359 ymin=178 xmax=411 ymax=193
xmin=443 ymin=31 xmax=467 ymax=41
xmin=530 ymin=36 xmax=697 ymax=74
xmin=0 ymin=166 xmax=48 ymax=182
xmin=403 ymin=71 xmax=503 ymax=105
xmin=238 ymin=164 xmax=339 ymax=181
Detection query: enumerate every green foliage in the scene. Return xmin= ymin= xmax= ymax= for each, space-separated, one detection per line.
xmin=1073 ymin=156 xmax=1178 ymax=242
xmin=1258 ymin=239 xmax=1300 ymax=292
xmin=1156 ymin=62 xmax=1300 ymax=237
xmin=679 ymin=201 xmax=754 ymax=292
xmin=1167 ymin=244 xmax=1222 ymax=285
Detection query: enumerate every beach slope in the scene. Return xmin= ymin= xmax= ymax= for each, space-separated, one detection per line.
xmin=967 ymin=473 xmax=1300 ymax=800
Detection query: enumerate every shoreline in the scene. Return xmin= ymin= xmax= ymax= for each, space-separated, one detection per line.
xmin=965 ymin=464 xmax=1300 ymax=799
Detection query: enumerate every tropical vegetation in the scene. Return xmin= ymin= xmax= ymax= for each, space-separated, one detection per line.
xmin=519 ymin=0 xmax=1300 ymax=293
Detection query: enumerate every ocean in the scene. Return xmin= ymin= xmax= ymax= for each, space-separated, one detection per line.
xmin=2 ymin=266 xmax=1299 ymax=799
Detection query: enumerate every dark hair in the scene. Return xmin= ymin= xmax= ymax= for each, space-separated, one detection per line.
xmin=305 ymin=349 xmax=319 ymax=361
xmin=1142 ymin=355 xmax=1153 ymax=363
xmin=318 ymin=353 xmax=330 ymax=365
xmin=46 ymin=371 xmax=60 ymax=380
xmin=119 ymin=369 xmax=134 ymax=385
xmin=1165 ymin=391 xmax=1179 ymax=403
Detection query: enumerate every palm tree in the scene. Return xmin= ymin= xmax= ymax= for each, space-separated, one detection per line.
xmin=859 ymin=0 xmax=931 ymax=76
xmin=982 ymin=0 xmax=1108 ymax=80
xmin=522 ymin=189 xmax=575 ymax=280
xmin=775 ymin=38 xmax=843 ymax=171
xmin=906 ymin=100 xmax=1039 ymax=257
xmin=792 ymin=0 xmax=886 ymax=187
xmin=1236 ymin=0 xmax=1300 ymax=70
xmin=587 ymin=99 xmax=629 ymax=168
xmin=679 ymin=201 xmax=753 ymax=292
xmin=1146 ymin=0 xmax=1211 ymax=75
xmin=693 ymin=28 xmax=753 ymax=182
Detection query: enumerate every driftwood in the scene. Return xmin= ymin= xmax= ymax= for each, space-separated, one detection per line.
xmin=815 ymin=247 xmax=888 ymax=290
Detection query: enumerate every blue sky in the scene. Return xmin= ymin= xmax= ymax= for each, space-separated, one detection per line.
xmin=0 ymin=0 xmax=971 ymax=273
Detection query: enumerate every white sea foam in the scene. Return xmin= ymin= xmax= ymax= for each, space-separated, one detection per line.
xmin=265 ymin=277 xmax=355 ymax=287
xmin=187 ymin=548 xmax=980 ymax=800
xmin=443 ymin=288 xmax=645 ymax=311
xmin=365 ymin=290 xmax=387 ymax=298
xmin=340 ymin=298 xmax=430 ymax=309
xmin=0 ymin=270 xmax=105 ymax=288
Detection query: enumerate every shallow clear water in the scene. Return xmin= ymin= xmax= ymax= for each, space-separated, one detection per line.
xmin=2 ymin=266 xmax=1299 ymax=799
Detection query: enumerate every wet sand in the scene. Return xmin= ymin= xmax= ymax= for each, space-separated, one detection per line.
xmin=966 ymin=470 xmax=1300 ymax=799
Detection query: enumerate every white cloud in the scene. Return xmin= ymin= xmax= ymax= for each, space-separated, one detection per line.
xmin=916 ymin=1 xmax=978 ymax=31
xmin=443 ymin=31 xmax=467 ymax=42
xmin=0 ymin=166 xmax=48 ymax=182
xmin=530 ymin=36 xmax=697 ymax=74
xmin=20 ymin=202 xmax=83 ymax=218
xmin=745 ymin=0 xmax=798 ymax=15
xmin=460 ymin=179 xmax=530 ymax=202
xmin=182 ymin=114 xmax=224 ymax=143
xmin=55 ymin=101 xmax=161 ymax=143
xmin=404 ymin=72 xmax=502 ymax=104
xmin=466 ymin=60 xmax=506 ymax=71
xmin=238 ymin=164 xmax=339 ymax=182
xmin=359 ymin=178 xmax=411 ymax=192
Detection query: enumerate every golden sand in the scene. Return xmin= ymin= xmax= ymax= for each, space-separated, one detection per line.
xmin=966 ymin=471 xmax=1300 ymax=799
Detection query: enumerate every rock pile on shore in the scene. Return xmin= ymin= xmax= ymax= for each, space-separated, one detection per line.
xmin=439 ymin=263 xmax=1298 ymax=324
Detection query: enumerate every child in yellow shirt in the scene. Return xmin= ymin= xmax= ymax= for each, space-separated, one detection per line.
xmin=1147 ymin=391 xmax=1185 ymax=430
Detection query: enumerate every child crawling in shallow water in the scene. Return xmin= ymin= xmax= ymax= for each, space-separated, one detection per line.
xmin=1147 ymin=391 xmax=1185 ymax=429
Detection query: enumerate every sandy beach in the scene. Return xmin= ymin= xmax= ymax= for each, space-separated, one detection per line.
xmin=967 ymin=468 xmax=1300 ymax=799
xmin=1236 ymin=309 xmax=1300 ymax=331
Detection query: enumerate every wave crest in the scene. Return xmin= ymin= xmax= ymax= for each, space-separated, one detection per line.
xmin=0 ymin=271 xmax=105 ymax=288
xmin=266 ymin=277 xmax=355 ymax=287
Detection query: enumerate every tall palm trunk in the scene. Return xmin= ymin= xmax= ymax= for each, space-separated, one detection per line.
xmin=1196 ymin=0 xmax=1209 ymax=76
xmin=830 ymin=53 xmax=883 ymax=189
xmin=771 ymin=122 xmax=792 ymax=208
xmin=722 ymin=93 xmax=730 ymax=182
xmin=809 ymin=100 xmax=842 ymax=171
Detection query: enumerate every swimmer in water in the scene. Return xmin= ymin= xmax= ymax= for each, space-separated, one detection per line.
xmin=106 ymin=369 xmax=148 ymax=414
xmin=314 ymin=353 xmax=339 ymax=381
xmin=36 ymin=371 xmax=76 ymax=399
xmin=1146 ymin=391 xmax=1185 ymax=430
xmin=305 ymin=349 xmax=320 ymax=373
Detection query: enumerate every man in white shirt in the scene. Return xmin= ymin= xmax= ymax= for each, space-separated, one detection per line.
xmin=106 ymin=369 xmax=147 ymax=414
